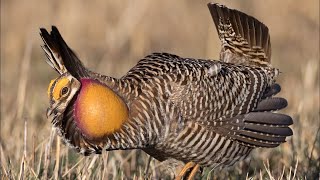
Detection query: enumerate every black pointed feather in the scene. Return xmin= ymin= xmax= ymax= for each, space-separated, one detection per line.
xmin=244 ymin=124 xmax=293 ymax=136
xmin=262 ymin=83 xmax=281 ymax=99
xmin=235 ymin=134 xmax=280 ymax=148
xmin=239 ymin=130 xmax=286 ymax=142
xmin=214 ymin=111 xmax=292 ymax=148
xmin=50 ymin=26 xmax=88 ymax=78
xmin=254 ymin=97 xmax=288 ymax=112
xmin=40 ymin=29 xmax=65 ymax=74
xmin=244 ymin=112 xmax=293 ymax=126
xmin=273 ymin=83 xmax=281 ymax=93
xmin=40 ymin=26 xmax=88 ymax=78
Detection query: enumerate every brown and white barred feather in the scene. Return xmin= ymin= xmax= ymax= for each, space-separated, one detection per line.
xmin=208 ymin=3 xmax=271 ymax=67
xmin=121 ymin=53 xmax=292 ymax=168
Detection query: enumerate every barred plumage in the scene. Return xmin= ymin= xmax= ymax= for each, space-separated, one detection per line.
xmin=40 ymin=3 xmax=292 ymax=179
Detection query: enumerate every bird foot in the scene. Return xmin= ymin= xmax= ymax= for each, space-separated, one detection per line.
xmin=175 ymin=162 xmax=200 ymax=180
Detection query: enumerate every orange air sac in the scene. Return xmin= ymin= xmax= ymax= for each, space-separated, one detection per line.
xmin=74 ymin=79 xmax=128 ymax=140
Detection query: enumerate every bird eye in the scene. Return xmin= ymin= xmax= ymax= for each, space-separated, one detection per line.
xmin=61 ymin=86 xmax=69 ymax=96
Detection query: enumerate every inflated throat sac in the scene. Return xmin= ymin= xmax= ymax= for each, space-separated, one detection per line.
xmin=74 ymin=79 xmax=128 ymax=139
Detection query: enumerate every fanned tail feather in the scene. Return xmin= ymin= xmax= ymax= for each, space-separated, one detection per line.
xmin=253 ymin=97 xmax=288 ymax=112
xmin=216 ymin=112 xmax=293 ymax=148
xmin=238 ymin=112 xmax=293 ymax=148
xmin=207 ymin=3 xmax=271 ymax=67
xmin=261 ymin=83 xmax=281 ymax=99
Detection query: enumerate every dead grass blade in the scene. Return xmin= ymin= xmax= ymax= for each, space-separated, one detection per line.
xmin=16 ymin=36 xmax=33 ymax=121
xmin=62 ymin=157 xmax=85 ymax=178
xmin=53 ymin=136 xmax=61 ymax=180
xmin=43 ymin=128 xmax=56 ymax=179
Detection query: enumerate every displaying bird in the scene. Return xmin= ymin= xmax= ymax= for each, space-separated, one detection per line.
xmin=40 ymin=3 xmax=293 ymax=179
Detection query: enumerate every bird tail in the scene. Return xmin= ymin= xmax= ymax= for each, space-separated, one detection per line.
xmin=207 ymin=3 xmax=271 ymax=67
xmin=215 ymin=111 xmax=293 ymax=148
xmin=214 ymin=88 xmax=292 ymax=148
xmin=235 ymin=112 xmax=293 ymax=148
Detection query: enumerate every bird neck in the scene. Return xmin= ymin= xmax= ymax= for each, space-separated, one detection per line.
xmin=74 ymin=78 xmax=129 ymax=140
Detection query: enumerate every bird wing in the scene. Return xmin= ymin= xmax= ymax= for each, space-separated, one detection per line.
xmin=208 ymin=3 xmax=271 ymax=67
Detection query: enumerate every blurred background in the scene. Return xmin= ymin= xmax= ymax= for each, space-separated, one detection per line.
xmin=1 ymin=0 xmax=319 ymax=179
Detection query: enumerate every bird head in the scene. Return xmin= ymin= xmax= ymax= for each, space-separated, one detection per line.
xmin=46 ymin=73 xmax=81 ymax=125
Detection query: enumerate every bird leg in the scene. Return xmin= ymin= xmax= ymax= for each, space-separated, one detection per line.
xmin=144 ymin=155 xmax=152 ymax=178
xmin=175 ymin=162 xmax=200 ymax=180
xmin=187 ymin=164 xmax=200 ymax=180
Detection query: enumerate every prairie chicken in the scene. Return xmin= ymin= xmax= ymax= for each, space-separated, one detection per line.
xmin=40 ymin=3 xmax=293 ymax=179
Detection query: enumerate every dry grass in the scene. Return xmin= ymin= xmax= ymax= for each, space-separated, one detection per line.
xmin=1 ymin=0 xmax=319 ymax=179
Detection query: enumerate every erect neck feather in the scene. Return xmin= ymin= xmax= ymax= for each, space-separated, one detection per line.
xmin=74 ymin=78 xmax=128 ymax=140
